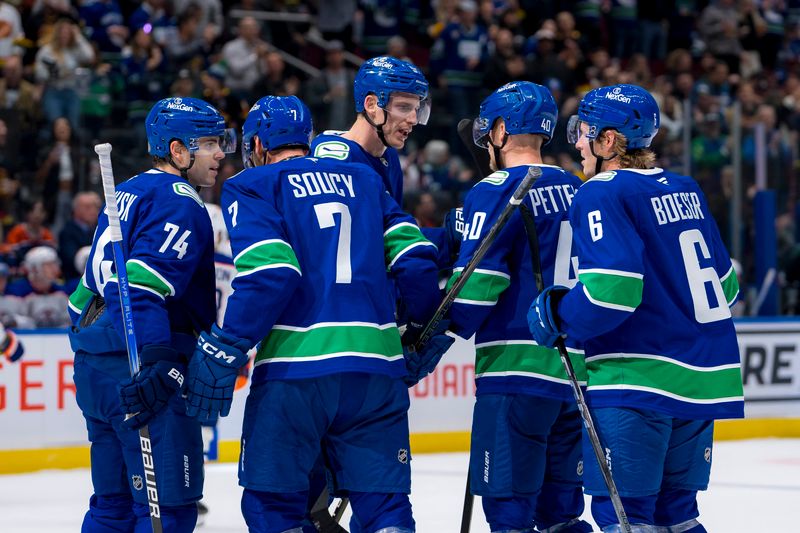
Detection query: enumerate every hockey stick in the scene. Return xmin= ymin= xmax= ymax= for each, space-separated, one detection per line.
xmin=309 ymin=489 xmax=348 ymax=533
xmin=454 ymin=118 xmax=491 ymax=533
xmin=413 ymin=165 xmax=540 ymax=352
xmin=518 ymin=204 xmax=632 ymax=533
xmin=95 ymin=143 xmax=164 ymax=533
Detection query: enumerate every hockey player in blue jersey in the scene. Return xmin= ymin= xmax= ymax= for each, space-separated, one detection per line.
xmin=184 ymin=95 xmax=453 ymax=533
xmin=448 ymin=82 xmax=591 ymax=533
xmin=68 ymin=97 xmax=235 ymax=532
xmin=309 ymin=56 xmax=460 ymax=267
xmin=528 ymin=84 xmax=744 ymax=532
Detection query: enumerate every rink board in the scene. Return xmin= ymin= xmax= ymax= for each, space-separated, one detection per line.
xmin=1 ymin=318 xmax=799 ymax=473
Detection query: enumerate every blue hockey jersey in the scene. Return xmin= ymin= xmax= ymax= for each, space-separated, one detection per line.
xmin=449 ymin=165 xmax=586 ymax=401
xmin=557 ymin=167 xmax=743 ymax=420
xmin=68 ymin=169 xmax=216 ymax=354
xmin=311 ymin=132 xmax=404 ymax=206
xmin=219 ymin=156 xmax=441 ymax=383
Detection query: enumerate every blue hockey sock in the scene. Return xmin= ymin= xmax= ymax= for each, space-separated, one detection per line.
xmin=481 ymin=494 xmax=537 ymax=531
xmin=591 ymin=494 xmax=658 ymax=530
xmin=241 ymin=488 xmax=308 ymax=533
xmin=81 ymin=493 xmax=136 ymax=532
xmin=348 ymin=491 xmax=414 ymax=532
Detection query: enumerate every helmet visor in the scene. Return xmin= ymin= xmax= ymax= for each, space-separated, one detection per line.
xmin=384 ymin=95 xmax=432 ymax=126
xmin=472 ymin=116 xmax=491 ymax=148
xmin=566 ymin=115 xmax=583 ymax=145
xmin=191 ymin=128 xmax=238 ymax=156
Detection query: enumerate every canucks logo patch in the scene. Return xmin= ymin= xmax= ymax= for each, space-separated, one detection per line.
xmin=590 ymin=171 xmax=617 ymax=182
xmin=173 ymin=182 xmax=204 ymax=206
xmin=314 ymin=141 xmax=350 ymax=160
xmin=481 ymin=170 xmax=509 ymax=185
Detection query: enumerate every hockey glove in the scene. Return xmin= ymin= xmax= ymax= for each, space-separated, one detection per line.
xmin=402 ymin=319 xmax=455 ymax=387
xmin=443 ymin=207 xmax=464 ymax=261
xmin=527 ymin=285 xmax=569 ymax=348
xmin=119 ymin=345 xmax=186 ymax=431
xmin=185 ymin=324 xmax=250 ymax=421
xmin=0 ymin=327 xmax=23 ymax=362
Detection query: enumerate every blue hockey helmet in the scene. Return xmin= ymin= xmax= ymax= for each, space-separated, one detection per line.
xmin=241 ymin=95 xmax=313 ymax=168
xmin=473 ymin=81 xmax=558 ymax=147
xmin=567 ymin=84 xmax=660 ymax=149
xmin=354 ymin=56 xmax=431 ymax=125
xmin=145 ymin=97 xmax=236 ymax=158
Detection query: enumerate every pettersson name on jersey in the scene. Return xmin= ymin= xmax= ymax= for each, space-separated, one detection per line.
xmin=650 ymin=191 xmax=705 ymax=226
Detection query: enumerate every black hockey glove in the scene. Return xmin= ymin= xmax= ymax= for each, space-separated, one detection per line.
xmin=119 ymin=345 xmax=186 ymax=430
xmin=402 ymin=319 xmax=455 ymax=387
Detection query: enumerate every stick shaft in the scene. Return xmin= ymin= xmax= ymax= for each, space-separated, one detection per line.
xmin=95 ymin=143 xmax=163 ymax=533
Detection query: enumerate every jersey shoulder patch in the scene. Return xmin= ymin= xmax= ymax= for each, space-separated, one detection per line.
xmin=588 ymin=171 xmax=617 ymax=183
xmin=172 ymin=181 xmax=204 ymax=206
xmin=313 ymin=140 xmax=351 ymax=160
xmin=479 ymin=170 xmax=509 ymax=186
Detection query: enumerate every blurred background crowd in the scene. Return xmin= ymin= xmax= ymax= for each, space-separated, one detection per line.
xmin=0 ymin=0 xmax=797 ymax=328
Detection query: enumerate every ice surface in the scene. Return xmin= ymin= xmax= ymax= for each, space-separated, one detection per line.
xmin=1 ymin=439 xmax=798 ymax=532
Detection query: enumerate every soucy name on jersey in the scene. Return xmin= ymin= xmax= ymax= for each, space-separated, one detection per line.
xmin=287 ymin=171 xmax=356 ymax=199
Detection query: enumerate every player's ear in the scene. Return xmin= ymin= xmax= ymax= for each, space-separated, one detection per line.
xmin=364 ymin=94 xmax=378 ymax=115
xmin=169 ymin=139 xmax=188 ymax=162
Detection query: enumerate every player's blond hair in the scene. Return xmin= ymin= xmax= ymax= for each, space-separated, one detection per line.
xmin=604 ymin=130 xmax=657 ymax=169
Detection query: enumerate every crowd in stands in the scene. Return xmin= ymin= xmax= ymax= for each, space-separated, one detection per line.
xmin=0 ymin=0 xmax=799 ymax=326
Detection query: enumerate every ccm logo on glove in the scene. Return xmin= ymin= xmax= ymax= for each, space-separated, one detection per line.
xmin=199 ymin=341 xmax=237 ymax=364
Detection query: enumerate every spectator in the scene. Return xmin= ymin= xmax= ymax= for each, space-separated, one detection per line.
xmin=304 ymin=40 xmax=355 ymax=132
xmin=219 ymin=16 xmax=268 ymax=100
xmin=0 ymin=54 xmax=41 ymax=161
xmin=0 ymin=260 xmax=33 ymax=328
xmin=200 ymin=64 xmax=243 ymax=129
xmin=4 ymin=199 xmax=55 ymax=260
xmin=0 ymin=118 xmax=19 ymax=227
xmin=58 ymin=192 xmax=101 ymax=281
xmin=316 ymin=0 xmax=357 ymax=50
xmin=6 ymin=245 xmax=71 ymax=328
xmin=483 ymin=27 xmax=526 ymax=88
xmin=170 ymin=67 xmax=199 ymax=98
xmin=0 ymin=0 xmax=25 ymax=60
xmin=430 ymin=0 xmax=489 ymax=154
xmin=129 ymin=0 xmax=176 ymax=47
xmin=386 ymin=35 xmax=412 ymax=63
xmin=120 ymin=26 xmax=167 ymax=105
xmin=34 ymin=16 xmax=95 ymax=131
xmin=35 ymin=117 xmax=80 ymax=230
xmin=260 ymin=51 xmax=300 ymax=97
xmin=174 ymin=0 xmax=223 ymax=44
xmin=78 ymin=0 xmax=128 ymax=53
xmin=162 ymin=5 xmax=210 ymax=71
xmin=699 ymin=0 xmax=743 ymax=73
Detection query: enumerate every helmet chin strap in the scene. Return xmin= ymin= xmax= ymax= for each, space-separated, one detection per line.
xmin=168 ymin=152 xmax=196 ymax=181
xmin=588 ymin=139 xmax=618 ymax=176
xmin=363 ymin=108 xmax=390 ymax=148
xmin=488 ymin=132 xmax=509 ymax=170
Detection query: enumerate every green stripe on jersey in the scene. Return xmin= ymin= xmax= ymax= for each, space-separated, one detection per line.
xmin=235 ymin=240 xmax=301 ymax=276
xmin=384 ymin=223 xmax=435 ymax=268
xmin=586 ymin=355 xmax=744 ymax=403
xmin=257 ymin=322 xmax=402 ymax=362
xmin=68 ymin=278 xmax=94 ymax=313
xmin=579 ymin=269 xmax=643 ymax=311
xmin=475 ymin=342 xmax=587 ymax=383
xmin=446 ymin=268 xmax=510 ymax=305
xmin=720 ymin=266 xmax=739 ymax=305
xmin=127 ymin=260 xmax=174 ymax=298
